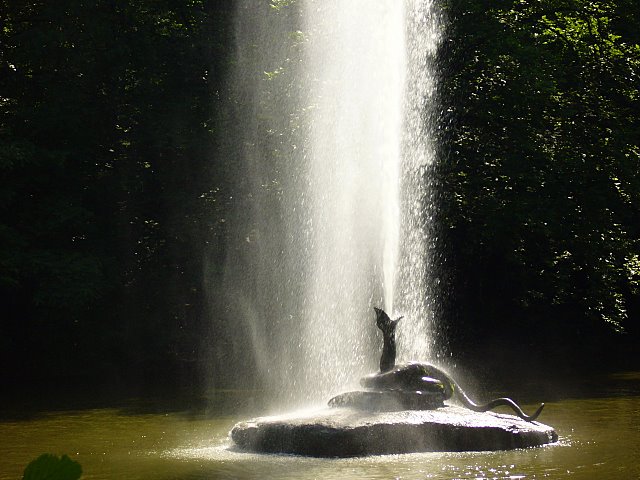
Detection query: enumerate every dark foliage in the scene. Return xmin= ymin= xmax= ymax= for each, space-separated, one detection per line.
xmin=0 ymin=0 xmax=235 ymax=390
xmin=437 ymin=0 xmax=640 ymax=371
xmin=0 ymin=0 xmax=637 ymax=394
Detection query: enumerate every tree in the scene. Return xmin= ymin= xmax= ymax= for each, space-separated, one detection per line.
xmin=438 ymin=0 xmax=640 ymax=366
xmin=0 ymin=0 xmax=236 ymax=388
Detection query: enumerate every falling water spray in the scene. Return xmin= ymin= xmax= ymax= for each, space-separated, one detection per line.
xmin=219 ymin=0 xmax=442 ymax=408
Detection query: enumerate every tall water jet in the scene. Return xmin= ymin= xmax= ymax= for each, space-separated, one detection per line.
xmin=217 ymin=0 xmax=442 ymax=408
xmin=297 ymin=0 xmax=406 ymax=402
xmin=396 ymin=1 xmax=443 ymax=363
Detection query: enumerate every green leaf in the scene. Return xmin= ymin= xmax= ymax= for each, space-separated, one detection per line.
xmin=23 ymin=454 xmax=82 ymax=480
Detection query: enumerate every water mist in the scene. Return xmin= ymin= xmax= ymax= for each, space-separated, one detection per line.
xmin=218 ymin=0 xmax=442 ymax=408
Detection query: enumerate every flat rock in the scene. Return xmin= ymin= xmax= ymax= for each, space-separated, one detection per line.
xmin=230 ymin=405 xmax=558 ymax=457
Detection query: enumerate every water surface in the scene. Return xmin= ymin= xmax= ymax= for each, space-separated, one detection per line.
xmin=1 ymin=373 xmax=638 ymax=479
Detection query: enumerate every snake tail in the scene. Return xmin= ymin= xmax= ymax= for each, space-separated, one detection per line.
xmin=455 ymin=384 xmax=545 ymax=422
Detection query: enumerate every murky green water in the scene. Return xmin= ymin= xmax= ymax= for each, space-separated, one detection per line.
xmin=1 ymin=373 xmax=639 ymax=479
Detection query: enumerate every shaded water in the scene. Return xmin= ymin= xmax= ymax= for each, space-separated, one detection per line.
xmin=1 ymin=372 xmax=638 ymax=479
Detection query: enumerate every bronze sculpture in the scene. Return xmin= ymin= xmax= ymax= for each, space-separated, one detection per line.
xmin=371 ymin=307 xmax=544 ymax=421
xmin=374 ymin=307 xmax=402 ymax=372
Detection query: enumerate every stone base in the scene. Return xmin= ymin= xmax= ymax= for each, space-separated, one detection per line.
xmin=327 ymin=390 xmax=445 ymax=411
xmin=230 ymin=405 xmax=558 ymax=457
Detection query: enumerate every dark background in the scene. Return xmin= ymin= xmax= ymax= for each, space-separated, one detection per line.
xmin=1 ymin=0 xmax=638 ymax=399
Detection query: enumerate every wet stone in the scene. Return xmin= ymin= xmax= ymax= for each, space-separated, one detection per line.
xmin=230 ymin=405 xmax=558 ymax=457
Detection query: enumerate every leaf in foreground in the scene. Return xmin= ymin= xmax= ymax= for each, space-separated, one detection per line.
xmin=23 ymin=454 xmax=82 ymax=480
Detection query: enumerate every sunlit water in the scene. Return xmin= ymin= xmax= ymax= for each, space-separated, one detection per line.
xmin=2 ymin=373 xmax=639 ymax=479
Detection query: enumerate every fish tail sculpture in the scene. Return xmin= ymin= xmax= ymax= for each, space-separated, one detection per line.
xmin=374 ymin=307 xmax=403 ymax=373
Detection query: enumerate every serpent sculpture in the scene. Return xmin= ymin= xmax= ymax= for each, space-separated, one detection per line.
xmin=371 ymin=307 xmax=545 ymax=422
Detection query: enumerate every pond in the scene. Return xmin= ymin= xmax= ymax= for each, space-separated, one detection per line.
xmin=1 ymin=372 xmax=639 ymax=479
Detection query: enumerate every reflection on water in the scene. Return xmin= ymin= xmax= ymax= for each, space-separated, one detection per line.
xmin=1 ymin=373 xmax=639 ymax=479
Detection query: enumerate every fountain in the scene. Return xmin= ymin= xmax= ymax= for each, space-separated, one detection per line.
xmin=230 ymin=308 xmax=557 ymax=455
xmin=223 ymin=0 xmax=556 ymax=455
xmin=223 ymin=0 xmax=438 ymax=409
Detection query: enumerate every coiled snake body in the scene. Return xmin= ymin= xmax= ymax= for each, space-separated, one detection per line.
xmin=417 ymin=364 xmax=545 ymax=422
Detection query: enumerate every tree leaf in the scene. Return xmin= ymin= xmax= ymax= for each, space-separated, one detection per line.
xmin=22 ymin=454 xmax=82 ymax=480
